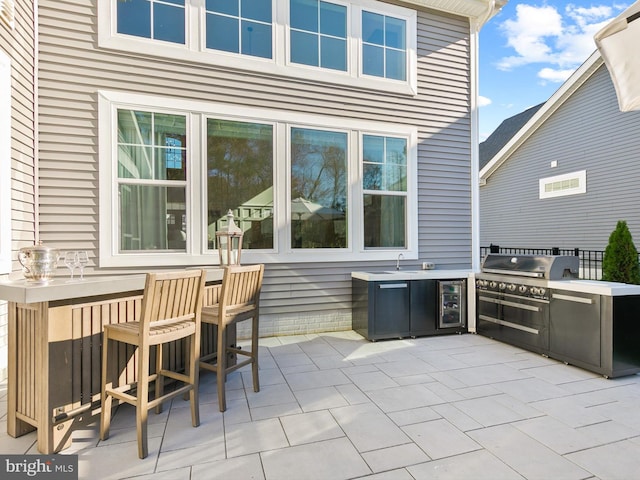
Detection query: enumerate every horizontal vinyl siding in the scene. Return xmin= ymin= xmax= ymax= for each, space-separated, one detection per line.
xmin=37 ymin=1 xmax=472 ymax=320
xmin=480 ymin=65 xmax=640 ymax=252
xmin=0 ymin=0 xmax=36 ymax=381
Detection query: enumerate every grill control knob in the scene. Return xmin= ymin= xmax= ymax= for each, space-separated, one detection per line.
xmin=530 ymin=287 xmax=540 ymax=295
xmin=507 ymin=284 xmax=516 ymax=292
xmin=538 ymin=287 xmax=546 ymax=296
xmin=498 ymin=282 xmax=506 ymax=290
xmin=489 ymin=281 xmax=497 ymax=289
xmin=518 ymin=285 xmax=528 ymax=293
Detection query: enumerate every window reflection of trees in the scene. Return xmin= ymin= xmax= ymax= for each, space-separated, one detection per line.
xmin=291 ymin=128 xmax=347 ymax=249
xmin=207 ymin=120 xmax=274 ymax=250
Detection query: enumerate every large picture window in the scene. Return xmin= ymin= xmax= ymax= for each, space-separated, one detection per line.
xmin=290 ymin=127 xmax=347 ymax=248
xmin=100 ymin=0 xmax=417 ymax=94
xmin=206 ymin=119 xmax=274 ymax=250
xmin=99 ymin=93 xmax=417 ymax=267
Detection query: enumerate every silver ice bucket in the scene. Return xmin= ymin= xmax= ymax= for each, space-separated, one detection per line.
xmin=18 ymin=241 xmax=61 ymax=283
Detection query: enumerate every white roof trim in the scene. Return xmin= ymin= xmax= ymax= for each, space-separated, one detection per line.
xmin=400 ymin=0 xmax=507 ymax=22
xmin=479 ymin=51 xmax=604 ymax=183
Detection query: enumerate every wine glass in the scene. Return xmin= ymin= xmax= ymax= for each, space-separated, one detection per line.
xmin=63 ymin=251 xmax=78 ymax=280
xmin=76 ymin=251 xmax=89 ymax=280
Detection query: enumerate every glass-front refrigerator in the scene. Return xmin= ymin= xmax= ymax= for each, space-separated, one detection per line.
xmin=438 ymin=280 xmax=466 ymax=329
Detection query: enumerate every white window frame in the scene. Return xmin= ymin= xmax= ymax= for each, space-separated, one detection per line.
xmin=98 ymin=0 xmax=417 ymax=95
xmin=539 ymin=170 xmax=587 ymax=199
xmin=0 ymin=50 xmax=11 ymax=274
xmin=360 ymin=132 xmax=410 ymax=249
xmin=99 ymin=90 xmax=418 ymax=267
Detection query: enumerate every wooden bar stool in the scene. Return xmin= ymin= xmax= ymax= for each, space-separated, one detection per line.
xmin=100 ymin=269 xmax=206 ymax=459
xmin=200 ymin=264 xmax=264 ymax=412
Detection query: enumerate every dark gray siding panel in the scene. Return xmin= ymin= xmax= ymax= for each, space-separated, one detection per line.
xmin=480 ymin=65 xmax=640 ymax=252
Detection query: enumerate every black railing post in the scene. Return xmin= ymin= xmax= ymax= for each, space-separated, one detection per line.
xmin=552 ymin=247 xmax=559 ymax=255
xmin=490 ymin=244 xmax=500 ymax=253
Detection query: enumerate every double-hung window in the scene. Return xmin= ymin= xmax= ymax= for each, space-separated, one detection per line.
xmin=362 ymin=134 xmax=407 ymax=247
xmin=100 ymin=92 xmax=417 ymax=267
xmin=117 ymin=109 xmax=188 ymax=252
xmin=100 ymin=0 xmax=416 ymax=94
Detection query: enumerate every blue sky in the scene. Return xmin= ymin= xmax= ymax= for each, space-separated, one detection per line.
xmin=478 ymin=1 xmax=629 ymax=141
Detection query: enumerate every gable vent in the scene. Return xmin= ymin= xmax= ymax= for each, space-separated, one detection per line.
xmin=1 ymin=0 xmax=15 ymax=30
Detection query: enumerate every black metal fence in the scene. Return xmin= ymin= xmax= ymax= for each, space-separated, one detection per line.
xmin=480 ymin=245 xmax=605 ymax=280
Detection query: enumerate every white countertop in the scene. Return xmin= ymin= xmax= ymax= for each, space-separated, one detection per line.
xmin=352 ymin=270 xmax=474 ymax=281
xmin=0 ymin=268 xmax=224 ymax=304
xmin=548 ymin=279 xmax=640 ymax=296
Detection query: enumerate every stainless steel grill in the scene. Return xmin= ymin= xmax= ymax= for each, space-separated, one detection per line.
xmin=475 ymin=254 xmax=579 ymax=352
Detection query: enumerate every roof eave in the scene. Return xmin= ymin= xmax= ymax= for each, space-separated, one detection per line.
xmin=400 ymin=0 xmax=508 ymax=22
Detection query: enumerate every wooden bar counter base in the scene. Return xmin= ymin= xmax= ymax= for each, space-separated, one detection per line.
xmin=0 ymin=270 xmax=225 ymax=454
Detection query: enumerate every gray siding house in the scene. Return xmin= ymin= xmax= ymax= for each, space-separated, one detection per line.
xmin=0 ymin=0 xmax=505 ymax=381
xmin=480 ymin=51 xmax=640 ymax=253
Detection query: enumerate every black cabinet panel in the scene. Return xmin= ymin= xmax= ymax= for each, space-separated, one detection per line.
xmin=352 ymin=278 xmax=466 ymax=341
xmin=410 ymin=280 xmax=437 ymax=335
xmin=373 ymin=281 xmax=411 ymax=337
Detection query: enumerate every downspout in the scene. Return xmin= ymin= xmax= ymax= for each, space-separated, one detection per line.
xmin=469 ymin=0 xmax=502 ymax=332
xmin=470 ymin=0 xmax=501 ymax=272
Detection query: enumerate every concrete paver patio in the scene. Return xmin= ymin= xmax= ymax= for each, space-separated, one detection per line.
xmin=2 ymin=330 xmax=640 ymax=479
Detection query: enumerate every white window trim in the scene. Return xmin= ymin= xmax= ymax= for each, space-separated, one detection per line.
xmin=98 ymin=0 xmax=417 ymax=96
xmin=539 ymin=170 xmax=586 ymax=199
xmin=99 ymin=90 xmax=418 ymax=267
xmin=0 ymin=50 xmax=11 ymax=274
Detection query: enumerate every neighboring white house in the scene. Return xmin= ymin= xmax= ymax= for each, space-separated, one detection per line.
xmin=0 ymin=0 xmax=505 ymax=381
xmin=480 ymin=50 xmax=640 ymax=252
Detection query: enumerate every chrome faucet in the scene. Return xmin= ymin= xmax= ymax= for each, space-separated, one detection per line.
xmin=396 ymin=253 xmax=404 ymax=270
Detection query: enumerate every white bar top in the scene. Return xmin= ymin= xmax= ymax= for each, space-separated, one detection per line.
xmin=548 ymin=279 xmax=640 ymax=296
xmin=0 ymin=268 xmax=224 ymax=304
xmin=352 ymin=270 xmax=474 ymax=281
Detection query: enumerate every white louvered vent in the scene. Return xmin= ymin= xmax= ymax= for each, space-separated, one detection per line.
xmin=1 ymin=0 xmax=15 ymax=30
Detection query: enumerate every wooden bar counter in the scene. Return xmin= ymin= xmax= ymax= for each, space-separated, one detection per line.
xmin=0 ymin=269 xmax=225 ymax=454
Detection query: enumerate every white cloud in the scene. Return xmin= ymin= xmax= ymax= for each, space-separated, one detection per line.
xmin=496 ymin=2 xmax=625 ymax=75
xmin=478 ymin=95 xmax=492 ymax=107
xmin=538 ymin=67 xmax=576 ymax=83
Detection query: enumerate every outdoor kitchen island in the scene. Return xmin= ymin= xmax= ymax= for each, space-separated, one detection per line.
xmin=476 ymin=254 xmax=640 ymax=379
xmin=0 ymin=269 xmax=225 ymax=454
xmin=352 ymin=270 xmax=473 ymax=341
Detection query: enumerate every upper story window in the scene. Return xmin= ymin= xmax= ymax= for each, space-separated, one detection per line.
xmin=290 ymin=0 xmax=347 ymax=71
xmin=205 ymin=0 xmax=273 ymax=58
xmin=362 ymin=11 xmax=406 ymax=81
xmin=99 ymin=0 xmax=417 ymax=95
xmin=117 ymin=0 xmax=186 ymax=44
